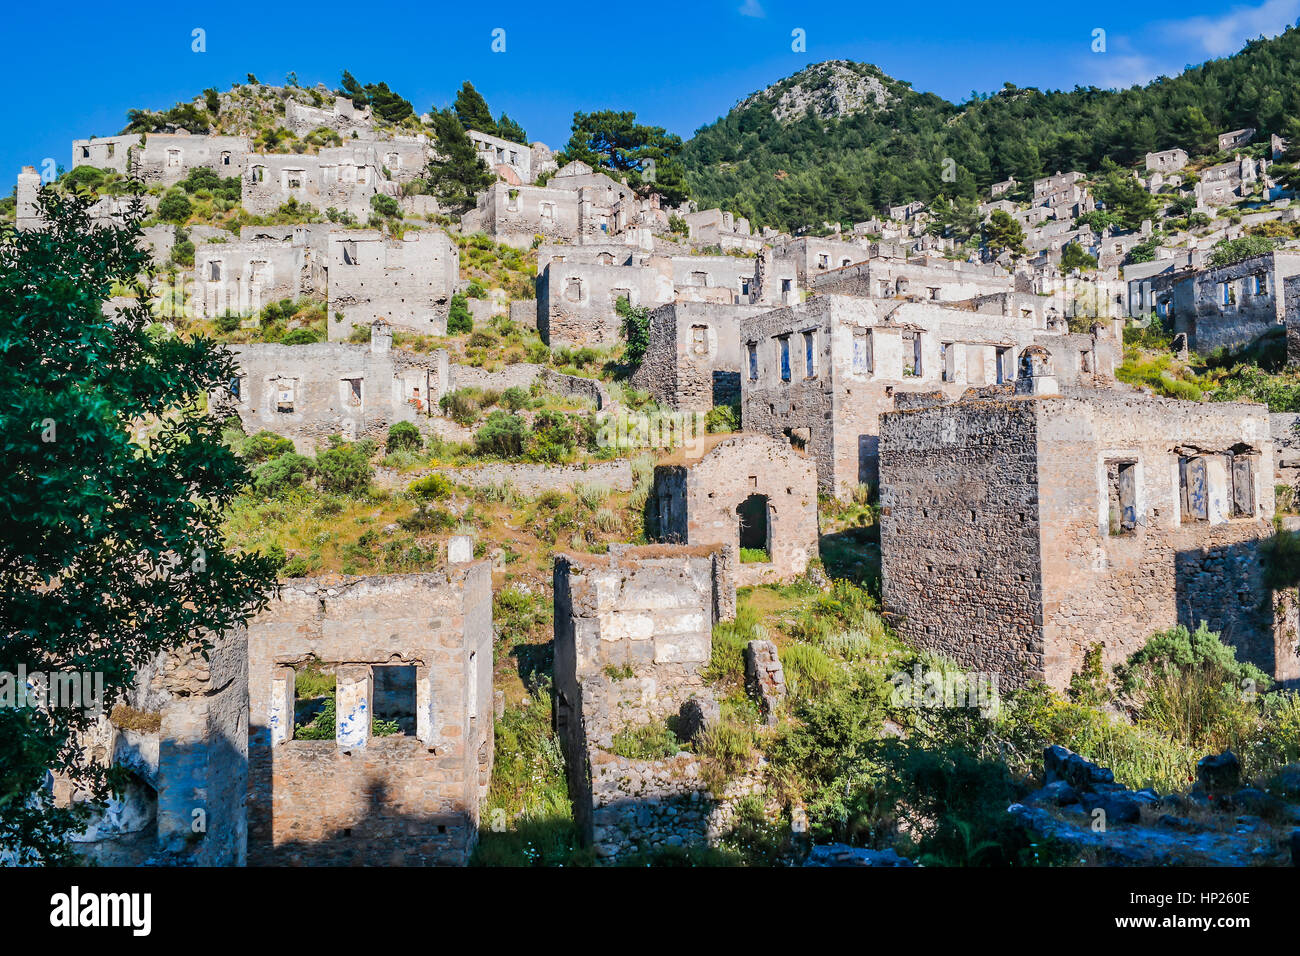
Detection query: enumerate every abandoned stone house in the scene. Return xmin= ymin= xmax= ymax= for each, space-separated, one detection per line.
xmin=553 ymin=544 xmax=735 ymax=861
xmin=1195 ymin=155 xmax=1267 ymax=207
xmin=681 ymin=208 xmax=765 ymax=253
xmin=1150 ymin=250 xmax=1300 ymax=353
xmin=467 ymin=128 xmax=533 ymax=184
xmin=1145 ymin=148 xmax=1189 ymax=173
xmin=536 ymin=250 xmax=792 ymax=349
xmin=284 ymin=95 xmax=375 ymax=137
xmin=740 ymin=293 xmax=1120 ymax=496
xmin=219 ymin=322 xmax=449 ymax=451
xmin=878 ymin=390 xmax=1296 ymax=691
xmin=242 ymin=146 xmax=394 ymax=219
xmin=630 ymin=301 xmax=774 ymax=410
xmin=652 ymin=433 xmax=819 ymax=585
xmin=464 ymin=182 xmax=581 ymax=248
xmin=325 ymin=228 xmax=460 ymax=340
xmin=538 ymin=259 xmax=672 ymax=348
xmin=56 ymin=631 xmax=251 ymax=866
xmin=807 ymin=254 xmax=1012 ymax=303
xmin=194 ymin=225 xmax=329 ymax=319
xmin=772 ymin=236 xmax=872 ymax=284
xmin=1219 ymin=127 xmax=1257 ymax=152
xmin=73 ymin=132 xmax=252 ymax=185
xmin=247 ymin=565 xmax=494 ymax=865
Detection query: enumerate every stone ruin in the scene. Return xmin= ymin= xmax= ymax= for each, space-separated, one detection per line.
xmin=552 ymin=544 xmax=736 ymax=861
xmin=58 ymin=561 xmax=494 ymax=867
xmin=652 ymin=433 xmax=820 ymax=586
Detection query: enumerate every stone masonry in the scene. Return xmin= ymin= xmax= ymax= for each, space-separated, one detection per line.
xmin=879 ymin=390 xmax=1294 ymax=690
xmin=553 ymin=544 xmax=735 ymax=861
xmin=246 ymin=565 xmax=494 ymax=866
xmin=653 ymin=433 xmax=819 ymax=586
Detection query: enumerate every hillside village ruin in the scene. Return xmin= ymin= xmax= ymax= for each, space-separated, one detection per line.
xmin=13 ymin=72 xmax=1300 ymax=868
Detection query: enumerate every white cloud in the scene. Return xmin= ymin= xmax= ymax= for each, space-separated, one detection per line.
xmin=1162 ymin=0 xmax=1300 ymax=57
xmin=738 ymin=0 xmax=766 ymax=18
xmin=1087 ymin=53 xmax=1161 ymax=89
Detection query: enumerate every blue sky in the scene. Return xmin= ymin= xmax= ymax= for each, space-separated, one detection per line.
xmin=5 ymin=0 xmax=1299 ymax=183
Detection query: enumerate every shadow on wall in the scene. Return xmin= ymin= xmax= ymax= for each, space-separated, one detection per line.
xmin=1175 ymin=537 xmax=1296 ymax=685
xmin=247 ymin=732 xmax=478 ymax=866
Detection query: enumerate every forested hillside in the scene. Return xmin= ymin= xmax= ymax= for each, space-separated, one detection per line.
xmin=683 ymin=26 xmax=1300 ymax=231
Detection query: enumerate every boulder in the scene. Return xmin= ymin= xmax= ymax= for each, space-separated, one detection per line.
xmin=1196 ymin=750 xmax=1241 ymax=794
xmin=1044 ymin=745 xmax=1115 ymax=790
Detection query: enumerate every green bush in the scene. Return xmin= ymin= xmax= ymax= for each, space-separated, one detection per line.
xmin=370 ymin=193 xmax=402 ymax=219
xmin=239 ymin=430 xmax=295 ymax=463
xmin=706 ymin=404 xmax=739 ymax=433
xmin=157 ymin=189 xmax=192 ymax=224
xmin=609 ymin=720 xmax=682 ymax=760
xmin=386 ymin=420 xmax=421 ymax=452
xmin=314 ymin=441 xmax=373 ymax=495
xmin=475 ymin=410 xmax=528 ymax=458
xmin=408 ymin=473 xmax=454 ymax=499
xmin=252 ymin=452 xmax=314 ymax=495
xmin=500 ymin=386 xmax=530 ymax=411
xmin=447 ymin=293 xmax=472 ymax=334
xmin=279 ymin=327 xmax=321 ymax=345
xmin=439 ymin=389 xmax=481 ymax=426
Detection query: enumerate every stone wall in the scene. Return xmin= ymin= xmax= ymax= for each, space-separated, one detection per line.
xmin=632 ymin=302 xmax=772 ymax=411
xmin=62 ymin=630 xmax=249 ymax=866
xmin=1285 ymin=274 xmax=1300 ymax=366
xmin=1271 ymin=412 xmax=1300 ymax=486
xmin=653 ymin=433 xmax=819 ymax=585
xmin=880 ymin=399 xmax=1048 ymax=685
xmin=246 ymin=566 xmax=493 ymax=865
xmin=880 ymin=393 xmax=1292 ymax=690
xmin=221 ymin=336 xmax=449 ymax=453
xmin=538 ymin=260 xmax=670 ymax=348
xmin=553 ymin=545 xmax=735 ymax=861
xmin=326 ymin=229 xmax=458 ymax=341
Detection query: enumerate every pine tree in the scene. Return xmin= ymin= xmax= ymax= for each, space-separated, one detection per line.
xmin=426 ymin=108 xmax=494 ymax=206
xmin=453 ymin=82 xmax=496 ymax=135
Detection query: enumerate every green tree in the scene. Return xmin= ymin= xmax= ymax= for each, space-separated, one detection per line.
xmin=616 ymin=295 xmax=650 ymax=366
xmin=314 ymin=439 xmax=372 ymax=495
xmin=0 ymin=187 xmax=276 ymax=862
xmin=425 ymin=109 xmax=494 ymax=207
xmin=157 ymin=189 xmax=192 ymax=224
xmin=453 ymin=82 xmax=496 ymax=134
xmin=496 ymin=113 xmax=528 ymax=144
xmin=983 ymin=210 xmax=1026 ymax=258
xmin=1095 ymin=161 xmax=1159 ymax=230
xmin=559 ymin=110 xmax=690 ymax=205
xmin=1208 ymin=235 xmax=1278 ymax=267
xmin=1059 ymin=242 xmax=1098 ymax=272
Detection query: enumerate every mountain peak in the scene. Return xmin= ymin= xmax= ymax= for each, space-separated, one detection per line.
xmin=737 ymin=60 xmax=900 ymax=123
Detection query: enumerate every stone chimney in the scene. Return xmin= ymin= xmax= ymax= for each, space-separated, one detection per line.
xmin=16 ymin=166 xmax=42 ymax=231
xmin=370 ymin=319 xmax=392 ymax=353
xmin=1014 ymin=345 xmax=1058 ymax=396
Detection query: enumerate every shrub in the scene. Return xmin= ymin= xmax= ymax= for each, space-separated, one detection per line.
xmin=369 ymin=193 xmax=401 ymax=219
xmin=475 ymin=410 xmax=528 ymax=458
xmin=608 ymin=720 xmax=681 ymax=760
xmin=314 ymin=441 xmax=373 ymax=495
xmin=500 ymin=386 xmax=530 ymax=411
xmin=157 ymin=189 xmax=192 ymax=223
xmin=706 ymin=404 xmax=739 ymax=433
xmin=440 ymin=389 xmax=481 ymax=427
xmin=447 ymin=293 xmax=472 ymax=334
xmin=239 ymin=430 xmax=295 ymax=463
xmin=527 ymin=410 xmax=579 ymax=463
xmin=616 ymin=296 xmax=650 ymax=366
xmin=408 ymin=473 xmax=454 ymax=499
xmin=279 ymin=327 xmax=321 ymax=345
xmin=214 ymin=312 xmax=241 ymax=334
xmin=386 ymin=420 xmax=421 ymax=452
xmin=252 ymin=452 xmax=314 ymax=495
xmin=1115 ymin=622 xmax=1271 ymax=751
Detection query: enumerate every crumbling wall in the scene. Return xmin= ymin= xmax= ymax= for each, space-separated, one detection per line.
xmin=879 ymin=400 xmax=1048 ymax=686
xmin=246 ymin=567 xmax=493 ymax=866
xmin=654 ymin=434 xmax=819 ymax=585
xmin=553 ymin=545 xmax=734 ymax=861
